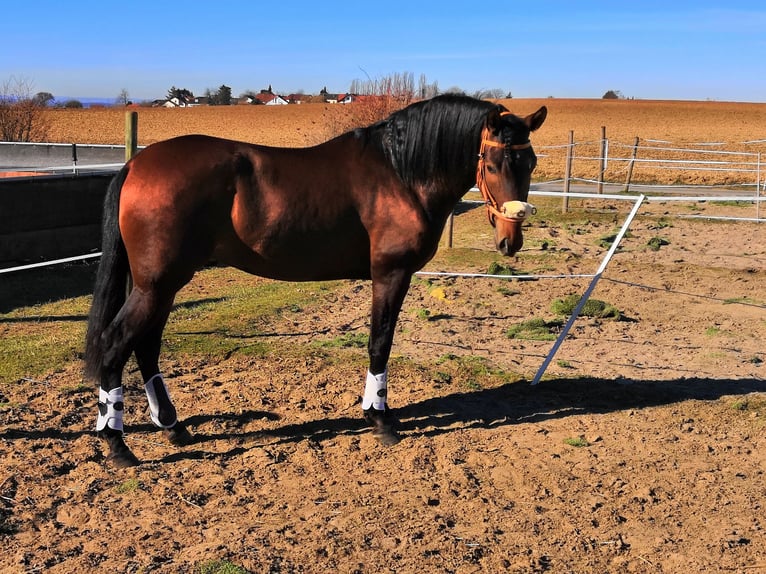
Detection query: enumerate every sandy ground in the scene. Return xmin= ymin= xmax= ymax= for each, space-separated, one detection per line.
xmin=1 ymin=195 xmax=765 ymax=573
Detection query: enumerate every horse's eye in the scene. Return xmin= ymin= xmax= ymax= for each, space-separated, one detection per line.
xmin=486 ymin=165 xmax=498 ymax=174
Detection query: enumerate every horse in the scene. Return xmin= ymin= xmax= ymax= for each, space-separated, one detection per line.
xmin=84 ymin=94 xmax=547 ymax=467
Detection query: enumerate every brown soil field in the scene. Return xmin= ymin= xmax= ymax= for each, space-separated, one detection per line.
xmin=1 ymin=99 xmax=765 ymax=573
xmin=40 ymin=98 xmax=766 ymax=186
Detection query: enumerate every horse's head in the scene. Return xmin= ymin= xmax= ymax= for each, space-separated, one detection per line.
xmin=476 ymin=105 xmax=547 ymax=256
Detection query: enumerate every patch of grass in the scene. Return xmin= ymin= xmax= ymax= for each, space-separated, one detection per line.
xmin=730 ymin=396 xmax=765 ymax=416
xmin=434 ymin=353 xmax=518 ymax=391
xmin=115 ymin=478 xmax=142 ymax=494
xmin=433 ymin=371 xmax=452 ymax=385
xmin=550 ymin=294 xmax=621 ymax=320
xmin=564 ymin=436 xmax=590 ymax=448
xmin=416 ymin=308 xmax=432 ymax=320
xmin=723 ymin=296 xmax=763 ymax=306
xmin=556 ymin=360 xmax=574 ymax=369
xmin=597 ymin=230 xmax=633 ymax=249
xmin=710 ymin=200 xmax=750 ymax=208
xmin=647 ymin=236 xmax=670 ymax=251
xmin=318 ymin=332 xmax=369 ymax=349
xmin=486 ymin=261 xmax=517 ymax=276
xmin=196 ymin=560 xmax=251 ymax=574
xmin=0 ymin=322 xmax=86 ymax=386
xmin=60 ymin=382 xmax=91 ymax=395
xmin=165 ymin=274 xmax=348 ymax=359
xmin=506 ymin=318 xmax=563 ymax=341
xmin=705 ymin=326 xmax=722 ymax=337
xmin=654 ymin=217 xmax=673 ymax=229
xmin=497 ymin=286 xmax=520 ymax=297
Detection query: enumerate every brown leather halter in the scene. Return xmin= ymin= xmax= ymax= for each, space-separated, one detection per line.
xmin=476 ymin=117 xmax=532 ymax=224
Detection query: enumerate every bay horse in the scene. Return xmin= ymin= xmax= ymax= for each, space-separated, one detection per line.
xmin=84 ymin=94 xmax=547 ymax=467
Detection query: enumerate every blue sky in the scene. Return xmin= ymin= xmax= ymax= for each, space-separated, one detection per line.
xmin=2 ymin=1 xmax=765 ymax=102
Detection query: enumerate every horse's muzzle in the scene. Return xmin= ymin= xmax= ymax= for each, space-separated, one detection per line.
xmin=498 ymin=237 xmax=514 ymax=256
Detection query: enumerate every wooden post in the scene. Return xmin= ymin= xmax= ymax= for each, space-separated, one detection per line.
xmin=563 ymin=130 xmax=574 ymax=213
xmin=125 ymin=111 xmax=138 ymax=162
xmin=597 ymin=125 xmax=606 ymax=194
xmin=446 ymin=211 xmax=455 ymax=248
xmin=624 ymin=136 xmax=640 ymax=192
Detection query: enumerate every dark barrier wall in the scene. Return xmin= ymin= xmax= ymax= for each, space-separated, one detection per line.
xmin=0 ymin=172 xmax=117 ymax=265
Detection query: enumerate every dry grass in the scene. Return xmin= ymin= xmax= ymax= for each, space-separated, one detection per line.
xmin=41 ymin=98 xmax=766 ymax=185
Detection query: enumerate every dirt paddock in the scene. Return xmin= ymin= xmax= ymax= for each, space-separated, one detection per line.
xmin=1 ymin=99 xmax=765 ymax=573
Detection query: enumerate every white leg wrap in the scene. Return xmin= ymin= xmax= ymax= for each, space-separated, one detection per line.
xmin=96 ymin=387 xmax=124 ymax=432
xmin=144 ymin=374 xmax=177 ymax=429
xmin=362 ymin=370 xmax=388 ymax=411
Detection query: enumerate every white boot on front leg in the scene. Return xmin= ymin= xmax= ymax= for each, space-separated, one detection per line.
xmin=96 ymin=387 xmax=124 ymax=433
xmin=362 ymin=370 xmax=388 ymax=411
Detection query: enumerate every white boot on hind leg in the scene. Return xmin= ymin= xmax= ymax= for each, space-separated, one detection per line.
xmin=144 ymin=374 xmax=178 ymax=429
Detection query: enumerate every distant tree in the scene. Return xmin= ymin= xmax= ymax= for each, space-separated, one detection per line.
xmin=472 ymin=88 xmax=506 ymax=100
xmin=602 ymin=90 xmax=623 ymax=100
xmin=0 ymin=76 xmax=49 ymax=141
xmin=64 ymin=99 xmax=83 ymax=108
xmin=444 ymin=86 xmax=466 ymax=96
xmin=417 ymin=74 xmax=439 ymax=99
xmin=348 ymin=71 xmax=415 ymax=102
xmin=167 ymin=86 xmax=194 ymax=102
xmin=33 ymin=92 xmax=55 ymax=106
xmin=116 ymin=88 xmax=130 ymax=106
xmin=334 ymin=72 xmax=417 ymax=137
xmin=207 ymin=84 xmax=232 ymax=106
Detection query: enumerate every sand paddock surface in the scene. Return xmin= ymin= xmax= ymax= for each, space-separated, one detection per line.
xmin=1 ymin=98 xmax=765 ymax=573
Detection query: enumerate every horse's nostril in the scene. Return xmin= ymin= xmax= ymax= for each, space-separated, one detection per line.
xmin=498 ymin=237 xmax=510 ymax=255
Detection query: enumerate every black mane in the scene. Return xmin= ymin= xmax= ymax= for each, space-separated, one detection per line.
xmin=362 ymin=95 xmax=497 ymax=189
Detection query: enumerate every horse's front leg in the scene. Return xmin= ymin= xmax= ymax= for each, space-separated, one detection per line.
xmin=365 ymin=270 xmax=412 ymax=445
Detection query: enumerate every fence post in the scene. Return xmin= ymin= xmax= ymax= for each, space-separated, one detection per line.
xmin=563 ymin=130 xmax=574 ymax=213
xmin=624 ymin=136 xmax=639 ymax=192
xmin=125 ymin=111 xmax=138 ymax=162
xmin=447 ymin=211 xmax=455 ymax=248
xmin=71 ymin=143 xmax=78 ymax=175
xmin=598 ymin=125 xmax=606 ymax=194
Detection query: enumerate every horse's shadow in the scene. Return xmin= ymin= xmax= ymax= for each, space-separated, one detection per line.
xmin=150 ymin=375 xmax=765 ymax=463
xmin=3 ymin=376 xmax=763 ymax=464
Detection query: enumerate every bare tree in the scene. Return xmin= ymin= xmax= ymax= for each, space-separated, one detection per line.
xmin=418 ymin=74 xmax=439 ymax=99
xmin=116 ymin=88 xmax=131 ymax=106
xmin=0 ymin=76 xmax=49 ymax=142
xmin=471 ymin=88 xmax=507 ymax=100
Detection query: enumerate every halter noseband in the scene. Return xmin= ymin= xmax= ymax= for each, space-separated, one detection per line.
xmin=475 ymin=113 xmax=536 ymax=224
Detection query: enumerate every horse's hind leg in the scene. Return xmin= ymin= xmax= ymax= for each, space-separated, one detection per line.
xmin=134 ymin=311 xmax=192 ymax=447
xmin=97 ymin=288 xmax=178 ymax=466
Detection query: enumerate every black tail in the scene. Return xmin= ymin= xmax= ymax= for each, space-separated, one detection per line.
xmin=84 ymin=165 xmax=130 ymax=381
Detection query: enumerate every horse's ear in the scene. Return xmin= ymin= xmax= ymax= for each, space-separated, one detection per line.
xmin=525 ymin=106 xmax=547 ymax=132
xmin=485 ymin=106 xmax=504 ymax=135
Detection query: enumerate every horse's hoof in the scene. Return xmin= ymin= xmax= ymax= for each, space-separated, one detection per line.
xmin=106 ymin=449 xmax=140 ymax=468
xmin=364 ymin=407 xmax=401 ymax=447
xmin=372 ymin=426 xmax=401 ymax=446
xmin=164 ymin=422 xmax=193 ymax=446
